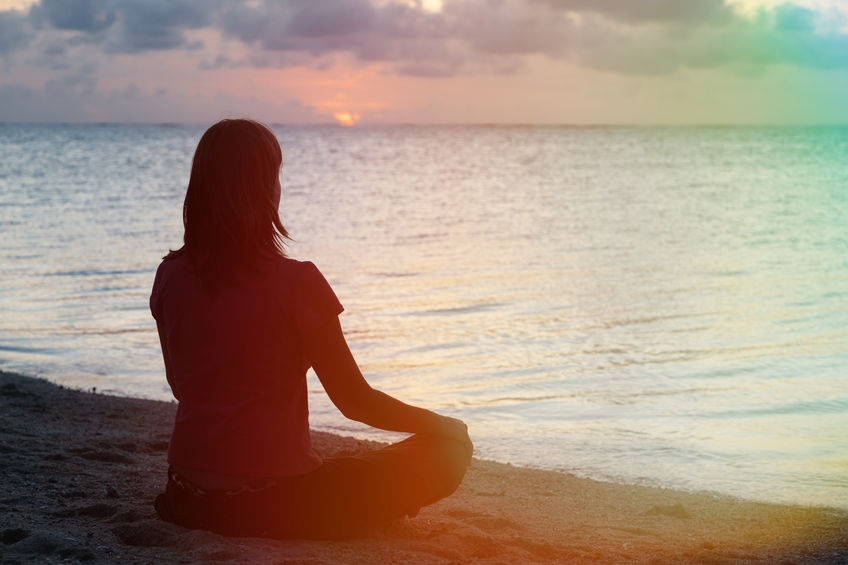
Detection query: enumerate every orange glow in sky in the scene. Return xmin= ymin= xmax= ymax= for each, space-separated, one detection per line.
xmin=333 ymin=112 xmax=360 ymax=126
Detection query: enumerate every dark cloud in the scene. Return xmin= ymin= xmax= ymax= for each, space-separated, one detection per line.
xmin=25 ymin=0 xmax=215 ymax=53
xmin=285 ymin=0 xmax=377 ymax=38
xmin=29 ymin=0 xmax=115 ymax=32
xmin=215 ymin=0 xmax=557 ymax=75
xmin=3 ymin=0 xmax=848 ymax=77
xmin=0 ymin=10 xmax=34 ymax=55
xmin=451 ymin=0 xmax=573 ymax=59
xmin=212 ymin=0 xmax=848 ymax=76
xmin=107 ymin=0 xmax=213 ymax=52
xmin=217 ymin=0 xmax=447 ymax=62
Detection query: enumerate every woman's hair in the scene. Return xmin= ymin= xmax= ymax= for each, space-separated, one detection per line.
xmin=167 ymin=119 xmax=289 ymax=283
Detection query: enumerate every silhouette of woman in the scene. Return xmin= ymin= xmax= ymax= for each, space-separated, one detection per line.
xmin=150 ymin=119 xmax=471 ymax=539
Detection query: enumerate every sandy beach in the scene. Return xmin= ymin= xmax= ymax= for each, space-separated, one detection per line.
xmin=1 ymin=369 xmax=846 ymax=564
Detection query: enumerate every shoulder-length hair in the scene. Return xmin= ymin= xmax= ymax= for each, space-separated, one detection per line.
xmin=166 ymin=119 xmax=289 ymax=283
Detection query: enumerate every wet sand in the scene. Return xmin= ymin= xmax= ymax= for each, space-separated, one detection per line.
xmin=1 ymin=369 xmax=846 ymax=564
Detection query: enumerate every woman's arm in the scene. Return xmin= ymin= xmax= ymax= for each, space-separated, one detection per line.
xmin=155 ymin=320 xmax=177 ymax=397
xmin=303 ymin=317 xmax=472 ymax=462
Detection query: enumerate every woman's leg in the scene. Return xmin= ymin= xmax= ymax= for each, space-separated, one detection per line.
xmin=284 ymin=433 xmax=469 ymax=538
xmin=156 ymin=434 xmax=469 ymax=539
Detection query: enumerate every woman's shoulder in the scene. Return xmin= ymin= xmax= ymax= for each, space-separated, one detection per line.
xmin=261 ymin=257 xmax=333 ymax=292
xmin=267 ymin=256 xmax=344 ymax=325
xmin=153 ymin=253 xmax=327 ymax=291
xmin=263 ymin=257 xmax=339 ymax=299
xmin=154 ymin=252 xmax=191 ymax=279
xmin=264 ymin=255 xmax=321 ymax=275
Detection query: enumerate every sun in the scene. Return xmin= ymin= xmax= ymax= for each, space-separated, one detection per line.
xmin=333 ymin=112 xmax=360 ymax=127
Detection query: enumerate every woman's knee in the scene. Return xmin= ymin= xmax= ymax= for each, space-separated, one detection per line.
xmin=409 ymin=435 xmax=469 ymax=496
xmin=439 ymin=437 xmax=470 ymax=490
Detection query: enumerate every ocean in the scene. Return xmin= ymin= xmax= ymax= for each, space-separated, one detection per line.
xmin=1 ymin=123 xmax=846 ymax=509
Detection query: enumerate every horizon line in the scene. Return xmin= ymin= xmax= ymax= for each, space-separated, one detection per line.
xmin=2 ymin=121 xmax=848 ymax=128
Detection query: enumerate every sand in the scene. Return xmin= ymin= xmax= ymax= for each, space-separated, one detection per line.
xmin=1 ymin=369 xmax=846 ymax=564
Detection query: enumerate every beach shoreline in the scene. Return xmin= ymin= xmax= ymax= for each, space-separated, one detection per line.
xmin=1 ymin=369 xmax=846 ymax=564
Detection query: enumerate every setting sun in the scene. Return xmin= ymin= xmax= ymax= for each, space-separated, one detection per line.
xmin=333 ymin=112 xmax=360 ymax=127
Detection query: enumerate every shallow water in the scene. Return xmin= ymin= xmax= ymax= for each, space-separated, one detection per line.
xmin=1 ymin=123 xmax=846 ymax=508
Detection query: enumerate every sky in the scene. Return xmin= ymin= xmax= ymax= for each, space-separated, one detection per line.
xmin=1 ymin=0 xmax=848 ymax=124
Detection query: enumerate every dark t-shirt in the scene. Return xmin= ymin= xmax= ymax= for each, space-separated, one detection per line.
xmin=150 ymin=254 xmax=343 ymax=477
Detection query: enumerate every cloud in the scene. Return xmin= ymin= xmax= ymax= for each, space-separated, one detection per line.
xmin=107 ymin=0 xmax=213 ymax=52
xmin=25 ymin=0 xmax=216 ymax=53
xmin=0 ymin=62 xmax=99 ymax=121
xmin=3 ymin=0 xmax=848 ymax=77
xmin=0 ymin=9 xmax=33 ymax=55
xmin=211 ymin=0 xmax=848 ymax=76
xmin=571 ymin=3 xmax=848 ymax=75
xmin=216 ymin=0 xmax=460 ymax=72
xmin=538 ymin=0 xmax=735 ymax=25
xmin=29 ymin=0 xmax=115 ymax=32
xmin=0 ymin=70 xmax=324 ymax=123
xmin=211 ymin=0 xmax=579 ymax=75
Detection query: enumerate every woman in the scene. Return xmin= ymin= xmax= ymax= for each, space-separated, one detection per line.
xmin=150 ymin=119 xmax=472 ymax=539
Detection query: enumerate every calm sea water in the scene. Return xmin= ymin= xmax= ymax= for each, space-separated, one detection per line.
xmin=1 ymin=124 xmax=846 ymax=509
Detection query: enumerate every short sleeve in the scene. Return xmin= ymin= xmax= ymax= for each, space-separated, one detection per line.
xmin=291 ymin=261 xmax=344 ymax=333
